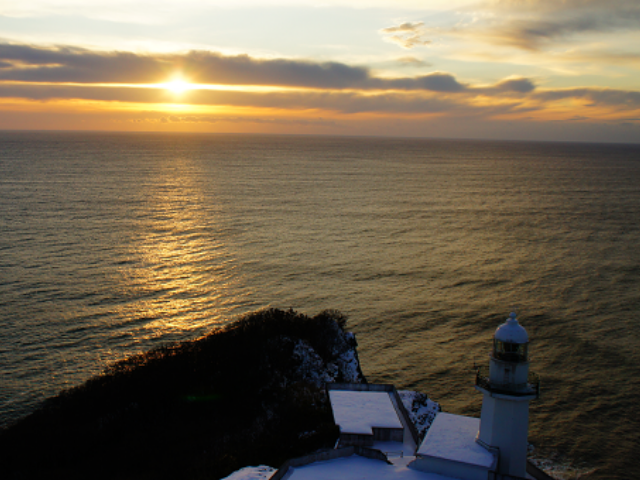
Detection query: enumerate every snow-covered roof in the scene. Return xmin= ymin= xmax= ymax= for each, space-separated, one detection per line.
xmin=329 ymin=390 xmax=403 ymax=435
xmin=285 ymin=454 xmax=453 ymax=480
xmin=220 ymin=466 xmax=276 ymax=480
xmin=417 ymin=413 xmax=496 ymax=469
xmin=494 ymin=313 xmax=529 ymax=344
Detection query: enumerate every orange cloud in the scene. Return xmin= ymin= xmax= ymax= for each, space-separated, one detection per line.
xmin=1 ymin=43 xmax=639 ymax=142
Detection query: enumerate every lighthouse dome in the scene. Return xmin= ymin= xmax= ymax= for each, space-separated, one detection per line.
xmin=492 ymin=313 xmax=529 ymax=363
xmin=494 ymin=312 xmax=529 ymax=344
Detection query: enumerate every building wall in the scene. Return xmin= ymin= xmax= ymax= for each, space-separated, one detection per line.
xmin=338 ymin=427 xmax=403 ymax=446
xmin=372 ymin=427 xmax=404 ymax=443
xmin=478 ymin=394 xmax=530 ymax=478
xmin=339 ymin=433 xmax=374 ymax=447
xmin=410 ymin=456 xmax=491 ymax=480
xmin=271 ymin=446 xmax=390 ymax=480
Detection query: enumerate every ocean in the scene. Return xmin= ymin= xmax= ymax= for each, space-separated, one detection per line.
xmin=1 ymin=131 xmax=639 ymax=479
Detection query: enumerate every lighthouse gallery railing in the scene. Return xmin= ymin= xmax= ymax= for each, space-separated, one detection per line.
xmin=475 ymin=365 xmax=540 ymax=398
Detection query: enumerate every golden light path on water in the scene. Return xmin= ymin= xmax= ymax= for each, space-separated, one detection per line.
xmin=110 ymin=153 xmax=244 ymax=342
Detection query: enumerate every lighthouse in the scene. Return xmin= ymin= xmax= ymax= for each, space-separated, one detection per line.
xmin=475 ymin=313 xmax=540 ymax=478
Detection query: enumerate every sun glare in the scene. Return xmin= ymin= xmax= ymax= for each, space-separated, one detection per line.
xmin=164 ymin=79 xmax=192 ymax=94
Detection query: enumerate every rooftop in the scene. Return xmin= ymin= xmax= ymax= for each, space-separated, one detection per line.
xmin=417 ymin=413 xmax=496 ymax=469
xmin=285 ymin=454 xmax=453 ymax=480
xmin=329 ymin=390 xmax=403 ymax=435
xmin=494 ymin=313 xmax=529 ymax=344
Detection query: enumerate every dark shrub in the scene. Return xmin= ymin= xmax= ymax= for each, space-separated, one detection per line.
xmin=0 ymin=308 xmax=353 ymax=480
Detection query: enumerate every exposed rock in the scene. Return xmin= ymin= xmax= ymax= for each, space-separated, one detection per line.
xmin=398 ymin=390 xmax=441 ymax=442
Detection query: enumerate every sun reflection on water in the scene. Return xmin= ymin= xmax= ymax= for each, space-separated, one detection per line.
xmin=112 ymin=154 xmax=245 ymax=343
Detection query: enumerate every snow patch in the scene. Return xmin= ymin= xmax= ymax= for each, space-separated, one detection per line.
xmin=329 ymin=390 xmax=403 ymax=434
xmin=336 ymin=349 xmax=361 ymax=383
xmin=292 ymin=340 xmax=331 ymax=386
xmin=286 ymin=455 xmax=451 ymax=479
xmin=398 ymin=390 xmax=440 ymax=441
xmin=220 ymin=465 xmax=276 ymax=480
xmin=291 ymin=329 xmax=365 ymax=386
xmin=417 ymin=413 xmax=495 ymax=468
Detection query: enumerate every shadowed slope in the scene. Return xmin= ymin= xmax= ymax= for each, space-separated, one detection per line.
xmin=0 ymin=308 xmax=364 ymax=480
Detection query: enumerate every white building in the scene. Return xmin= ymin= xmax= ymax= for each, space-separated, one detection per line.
xmin=410 ymin=312 xmax=540 ymax=480
xmin=329 ymin=389 xmax=404 ymax=446
xmin=475 ymin=312 xmax=540 ymax=478
xmin=411 ymin=413 xmax=497 ymax=480
xmin=269 ymin=313 xmax=547 ymax=480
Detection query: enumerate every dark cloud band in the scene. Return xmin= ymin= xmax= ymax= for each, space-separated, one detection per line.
xmin=0 ymin=44 xmax=458 ymax=91
xmin=0 ymin=83 xmax=518 ymax=115
xmin=1 ymin=44 xmax=637 ymax=115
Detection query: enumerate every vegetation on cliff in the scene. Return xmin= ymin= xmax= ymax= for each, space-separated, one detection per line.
xmin=0 ymin=308 xmax=364 ymax=480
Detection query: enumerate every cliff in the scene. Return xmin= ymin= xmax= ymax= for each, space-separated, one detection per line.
xmin=0 ymin=308 xmax=365 ymax=480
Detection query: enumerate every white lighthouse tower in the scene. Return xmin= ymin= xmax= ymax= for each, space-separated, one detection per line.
xmin=475 ymin=313 xmax=540 ymax=478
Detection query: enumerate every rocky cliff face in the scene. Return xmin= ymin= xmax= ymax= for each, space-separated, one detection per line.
xmin=398 ymin=390 xmax=441 ymax=442
xmin=291 ymin=328 xmax=365 ymax=386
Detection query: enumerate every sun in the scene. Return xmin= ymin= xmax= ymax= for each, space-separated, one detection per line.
xmin=164 ymin=78 xmax=192 ymax=94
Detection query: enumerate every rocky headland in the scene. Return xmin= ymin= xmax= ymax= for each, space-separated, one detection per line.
xmin=0 ymin=308 xmax=439 ymax=480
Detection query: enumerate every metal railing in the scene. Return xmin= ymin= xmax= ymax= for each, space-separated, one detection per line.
xmin=475 ymin=365 xmax=540 ymax=398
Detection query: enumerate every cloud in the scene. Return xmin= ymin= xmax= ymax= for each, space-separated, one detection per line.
xmin=533 ymin=87 xmax=640 ymax=108
xmin=498 ymin=16 xmax=640 ymax=50
xmin=381 ymin=22 xmax=424 ymax=34
xmin=191 ymin=52 xmax=371 ymax=89
xmin=491 ymin=77 xmax=537 ymax=93
xmin=377 ymin=72 xmax=466 ymax=92
xmin=149 ymin=115 xmax=338 ymax=127
xmin=2 ymin=43 xmax=638 ymax=126
xmin=0 ymin=82 xmax=518 ymax=115
xmin=0 ymin=44 xmax=354 ymax=89
xmin=0 ymin=84 xmax=168 ymax=103
xmin=0 ymin=44 xmax=369 ymax=87
xmin=0 ymin=43 xmax=464 ymax=93
xmin=404 ymin=0 xmax=640 ymax=56
xmin=380 ymin=22 xmax=431 ymax=49
xmin=3 ymin=0 xmax=466 ymax=19
xmin=0 ymin=44 xmax=167 ymax=83
xmin=559 ymin=50 xmax=640 ymax=66
xmin=395 ymin=56 xmax=431 ymax=67
xmin=468 ymin=0 xmax=640 ymax=51
xmin=7 ymin=81 xmax=638 ymax=117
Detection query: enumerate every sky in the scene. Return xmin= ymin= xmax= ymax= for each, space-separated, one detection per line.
xmin=1 ymin=0 xmax=639 ymax=143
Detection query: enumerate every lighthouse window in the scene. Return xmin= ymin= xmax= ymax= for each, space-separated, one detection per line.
xmin=493 ymin=340 xmax=528 ymax=362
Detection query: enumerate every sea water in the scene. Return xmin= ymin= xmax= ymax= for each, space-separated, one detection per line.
xmin=1 ymin=131 xmax=639 ymax=479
